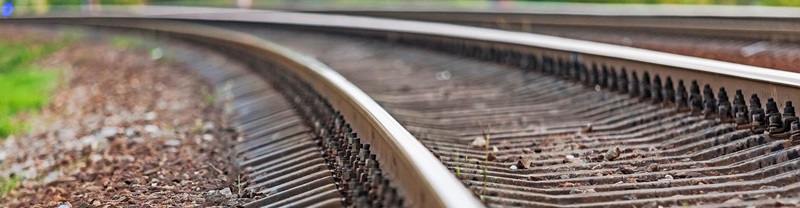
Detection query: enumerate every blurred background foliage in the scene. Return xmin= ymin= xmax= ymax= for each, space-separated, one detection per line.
xmin=4 ymin=0 xmax=800 ymax=8
xmin=522 ymin=0 xmax=800 ymax=6
xmin=157 ymin=0 xmax=800 ymax=7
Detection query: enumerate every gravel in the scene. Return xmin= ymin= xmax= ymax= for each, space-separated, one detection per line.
xmin=0 ymin=26 xmax=244 ymax=207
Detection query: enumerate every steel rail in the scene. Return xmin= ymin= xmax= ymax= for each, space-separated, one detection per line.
xmin=0 ymin=18 xmax=483 ymax=208
xmin=158 ymin=12 xmax=800 ymax=88
xmin=15 ymin=6 xmax=795 ymax=89
xmin=8 ymin=6 xmax=799 ymax=89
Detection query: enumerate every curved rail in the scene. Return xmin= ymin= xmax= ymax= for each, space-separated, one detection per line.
xmin=13 ymin=6 xmax=796 ymax=93
xmin=0 ymin=18 xmax=482 ymax=208
xmin=144 ymin=11 xmax=800 ymax=89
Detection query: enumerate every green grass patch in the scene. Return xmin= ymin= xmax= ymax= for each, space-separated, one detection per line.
xmin=0 ymin=175 xmax=21 ymax=196
xmin=0 ymin=39 xmax=66 ymax=138
xmin=110 ymin=35 xmax=145 ymax=50
xmin=201 ymin=86 xmax=216 ymax=106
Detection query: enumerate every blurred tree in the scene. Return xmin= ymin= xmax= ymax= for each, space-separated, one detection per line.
xmin=522 ymin=0 xmax=800 ymax=6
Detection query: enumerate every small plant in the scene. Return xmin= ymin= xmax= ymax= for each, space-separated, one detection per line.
xmin=0 ymin=175 xmax=21 ymax=196
xmin=110 ymin=35 xmax=144 ymax=50
xmin=478 ymin=122 xmax=491 ymax=203
xmin=455 ymin=149 xmax=462 ymax=177
xmin=202 ymin=86 xmax=216 ymax=106
xmin=454 ymin=145 xmax=470 ymax=178
xmin=61 ymin=27 xmax=85 ymax=43
xmin=236 ymin=174 xmax=244 ymax=196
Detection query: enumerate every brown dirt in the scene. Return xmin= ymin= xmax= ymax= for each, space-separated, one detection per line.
xmin=0 ymin=27 xmax=243 ymax=207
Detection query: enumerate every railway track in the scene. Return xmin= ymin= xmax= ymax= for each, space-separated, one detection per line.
xmin=237 ymin=27 xmax=800 ymax=207
xmin=4 ymin=6 xmax=800 ymax=207
xmin=188 ymin=45 xmax=353 ymax=207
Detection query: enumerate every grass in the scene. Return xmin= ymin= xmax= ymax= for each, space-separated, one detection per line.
xmin=0 ymin=175 xmax=21 ymax=196
xmin=455 ymin=145 xmax=469 ymax=178
xmin=0 ymin=70 xmax=59 ymax=136
xmin=111 ymin=36 xmax=169 ymax=62
xmin=236 ymin=174 xmax=243 ymax=196
xmin=0 ymin=39 xmax=66 ymax=138
xmin=110 ymin=35 xmax=145 ymax=50
xmin=202 ymin=86 xmax=216 ymax=106
xmin=0 ymin=32 xmax=74 ymax=197
xmin=455 ymin=149 xmax=462 ymax=177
